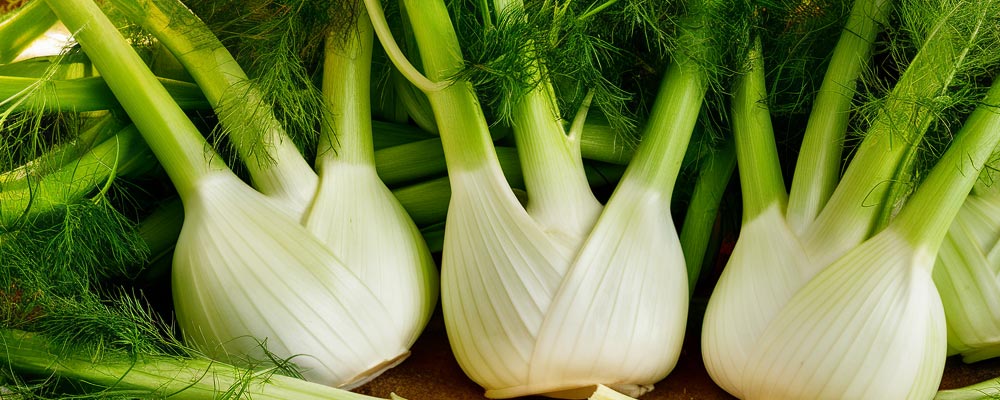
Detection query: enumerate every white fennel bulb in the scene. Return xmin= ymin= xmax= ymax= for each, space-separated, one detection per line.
xmin=711 ymin=68 xmax=1000 ymax=398
xmin=701 ymin=204 xmax=810 ymax=397
xmin=49 ymin=0 xmax=435 ymax=390
xmin=742 ymin=228 xmax=946 ymax=399
xmin=365 ymin=0 xmax=739 ymax=395
xmin=525 ymin=178 xmax=688 ymax=398
xmin=303 ymin=5 xmax=438 ymax=355
xmin=173 ymin=172 xmax=408 ymax=388
xmin=441 ymin=169 xmax=688 ymax=399
xmin=700 ymin=0 xmax=1000 ymax=397
xmin=305 ymin=162 xmax=438 ymax=348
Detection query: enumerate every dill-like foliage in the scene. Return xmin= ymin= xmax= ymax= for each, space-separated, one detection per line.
xmin=759 ymin=0 xmax=854 ymax=116
xmin=0 ymin=53 xmax=85 ymax=173
xmin=447 ymin=0 xmax=661 ymax=134
xmin=36 ymin=291 xmax=175 ymax=358
xmin=0 ymin=198 xmax=149 ymax=296
xmin=181 ymin=0 xmax=333 ymax=161
xmin=841 ymin=0 xmax=1000 ymax=226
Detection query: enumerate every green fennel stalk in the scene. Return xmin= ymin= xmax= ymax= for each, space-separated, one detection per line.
xmin=46 ymin=0 xmax=421 ymax=390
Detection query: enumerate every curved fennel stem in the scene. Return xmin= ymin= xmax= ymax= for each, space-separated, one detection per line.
xmin=364 ymin=0 xmax=446 ymax=93
xmin=107 ymin=0 xmax=318 ymax=213
xmin=391 ymin=0 xmax=505 ymax=176
xmin=785 ymin=0 xmax=889 ymax=234
xmin=45 ymin=0 xmax=226 ymax=200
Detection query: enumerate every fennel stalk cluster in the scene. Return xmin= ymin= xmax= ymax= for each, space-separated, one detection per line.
xmin=5 ymin=0 xmax=1000 ymax=399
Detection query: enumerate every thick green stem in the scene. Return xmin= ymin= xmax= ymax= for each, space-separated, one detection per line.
xmin=490 ymin=0 xmax=601 ymax=229
xmin=0 ymin=329 xmax=401 ymax=400
xmin=0 ymin=125 xmax=151 ymax=227
xmin=396 ymin=0 xmax=504 ymax=176
xmin=108 ymin=0 xmax=317 ymax=207
xmin=579 ymin=117 xmax=635 ymax=165
xmin=319 ymin=2 xmax=376 ymax=167
xmin=804 ymin=2 xmax=980 ymax=262
xmin=512 ymin=88 xmax=602 ymax=228
xmin=372 ymin=118 xmax=634 ymax=187
xmin=618 ymin=57 xmax=706 ymax=198
xmin=894 ymin=79 xmax=1000 ymax=250
xmin=785 ymin=0 xmax=890 ymax=233
xmin=732 ymin=39 xmax=787 ymax=222
xmin=680 ymin=140 xmax=736 ymax=292
xmin=375 ymin=138 xmax=448 ymax=186
xmin=0 ymin=75 xmax=209 ymax=112
xmin=0 ymin=0 xmax=58 ymax=64
xmin=1 ymin=115 xmax=125 ymax=191
xmin=44 ymin=0 xmax=227 ymax=198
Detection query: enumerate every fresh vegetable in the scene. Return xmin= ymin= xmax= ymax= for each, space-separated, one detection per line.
xmin=702 ymin=0 xmax=1000 ymax=397
xmin=304 ymin=0 xmax=438 ymax=366
xmin=0 ymin=328 xmax=407 ymax=400
xmin=43 ymin=0 xmax=433 ymax=390
xmin=933 ymin=166 xmax=1000 ymax=362
xmin=368 ymin=0 xmax=742 ymax=397
xmin=106 ymin=0 xmax=320 ymax=218
xmin=9 ymin=0 xmax=1000 ymax=397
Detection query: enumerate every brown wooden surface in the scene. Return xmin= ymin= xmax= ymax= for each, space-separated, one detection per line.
xmin=356 ymin=308 xmax=1000 ymax=400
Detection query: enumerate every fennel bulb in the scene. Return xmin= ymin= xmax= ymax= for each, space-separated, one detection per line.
xmin=365 ymin=0 xmax=735 ymax=396
xmin=701 ymin=204 xmax=810 ymax=394
xmin=48 ymin=0 xmax=433 ymax=390
xmin=702 ymin=0 xmax=1000 ymax=397
xmin=741 ymin=228 xmax=946 ymax=399
xmin=713 ymin=51 xmax=1000 ymax=397
xmin=933 ymin=189 xmax=1000 ymax=362
xmin=173 ymin=171 xmax=409 ymax=388
xmin=304 ymin=2 xmax=438 ymax=356
xmin=440 ymin=167 xmax=687 ymax=399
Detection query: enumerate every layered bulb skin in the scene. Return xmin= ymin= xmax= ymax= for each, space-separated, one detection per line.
xmin=441 ymin=171 xmax=687 ymax=399
xmin=701 ymin=204 xmax=811 ymax=398
xmin=707 ymin=226 xmax=946 ymax=400
xmin=304 ymin=161 xmax=439 ymax=348
xmin=933 ymin=193 xmax=1000 ymax=362
xmin=172 ymin=172 xmax=419 ymax=389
